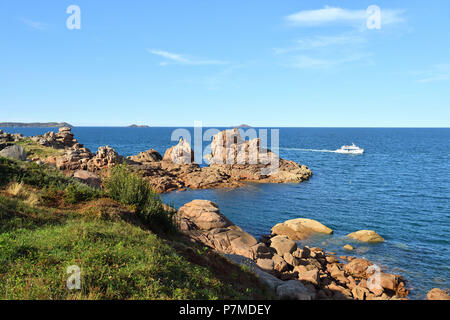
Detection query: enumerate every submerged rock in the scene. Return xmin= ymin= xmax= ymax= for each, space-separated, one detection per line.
xmin=427 ymin=288 xmax=450 ymax=300
xmin=343 ymin=244 xmax=355 ymax=251
xmin=347 ymin=230 xmax=385 ymax=243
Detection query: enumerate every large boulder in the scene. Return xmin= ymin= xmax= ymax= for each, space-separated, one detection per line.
xmin=269 ymin=235 xmax=297 ymax=256
xmin=73 ymin=170 xmax=102 ymax=188
xmin=178 ymin=200 xmax=232 ymax=230
xmin=343 ymin=258 xmax=373 ymax=279
xmin=0 ymin=145 xmax=27 ymax=161
xmin=347 ymin=230 xmax=385 ymax=243
xmin=177 ymin=200 xmax=258 ymax=259
xmin=272 ymin=218 xmax=333 ymax=240
xmin=427 ymin=288 xmax=450 ymax=300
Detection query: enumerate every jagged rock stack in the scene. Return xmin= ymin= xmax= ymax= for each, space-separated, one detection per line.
xmin=86 ymin=146 xmax=124 ymax=172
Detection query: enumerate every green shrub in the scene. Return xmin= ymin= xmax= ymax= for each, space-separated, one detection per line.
xmin=104 ymin=164 xmax=175 ymax=233
xmin=0 ymin=157 xmax=71 ymax=189
xmin=64 ymin=183 xmax=103 ymax=204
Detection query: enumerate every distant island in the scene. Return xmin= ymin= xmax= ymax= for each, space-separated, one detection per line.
xmin=236 ymin=124 xmax=251 ymax=128
xmin=128 ymin=124 xmax=150 ymax=128
xmin=0 ymin=122 xmax=73 ymax=128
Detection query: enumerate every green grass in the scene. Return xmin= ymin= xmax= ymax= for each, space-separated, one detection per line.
xmin=0 ymin=157 xmax=71 ymax=189
xmin=0 ymin=218 xmax=247 ymax=299
xmin=15 ymin=139 xmax=65 ymax=159
xmin=0 ymin=201 xmax=270 ymax=300
xmin=0 ymin=159 xmax=271 ymax=300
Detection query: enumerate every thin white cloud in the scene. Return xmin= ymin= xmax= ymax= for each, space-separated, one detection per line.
xmin=147 ymin=49 xmax=228 ymax=66
xmin=414 ymin=64 xmax=450 ymax=83
xmin=285 ymin=6 xmax=404 ymax=27
xmin=274 ymin=33 xmax=366 ymax=54
xmin=18 ymin=17 xmax=48 ymax=30
xmin=290 ymin=53 xmax=371 ymax=69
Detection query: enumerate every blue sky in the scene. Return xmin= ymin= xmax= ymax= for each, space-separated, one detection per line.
xmin=0 ymin=0 xmax=449 ymax=127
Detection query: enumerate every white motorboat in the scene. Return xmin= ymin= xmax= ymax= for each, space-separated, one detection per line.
xmin=335 ymin=143 xmax=364 ymax=154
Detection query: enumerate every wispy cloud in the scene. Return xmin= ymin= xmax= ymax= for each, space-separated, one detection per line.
xmin=274 ymin=33 xmax=366 ymax=54
xmin=147 ymin=49 xmax=228 ymax=66
xmin=414 ymin=64 xmax=450 ymax=83
xmin=290 ymin=53 xmax=372 ymax=69
xmin=18 ymin=17 xmax=48 ymax=30
xmin=285 ymin=6 xmax=404 ymax=27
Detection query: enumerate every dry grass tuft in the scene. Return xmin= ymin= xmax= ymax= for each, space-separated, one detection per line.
xmin=6 ymin=182 xmax=41 ymax=206
xmin=6 ymin=182 xmax=26 ymax=198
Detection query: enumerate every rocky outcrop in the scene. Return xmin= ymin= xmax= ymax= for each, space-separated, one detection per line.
xmin=31 ymin=127 xmax=80 ymax=149
xmin=427 ymin=288 xmax=450 ymax=300
xmin=163 ymin=138 xmax=194 ymax=164
xmin=27 ymin=127 xmax=312 ymax=193
xmin=0 ymin=145 xmax=27 ymax=161
xmin=86 ymin=146 xmax=124 ymax=172
xmin=176 ymin=199 xmax=409 ymax=300
xmin=177 ymin=200 xmax=259 ymax=259
xmin=0 ymin=130 xmax=24 ymax=143
xmin=53 ymin=146 xmax=94 ymax=171
xmin=271 ymin=218 xmax=333 ymax=240
xmin=206 ymin=128 xmax=312 ymax=183
xmin=347 ymin=230 xmax=385 ymax=243
xmin=127 ymin=149 xmax=162 ymax=164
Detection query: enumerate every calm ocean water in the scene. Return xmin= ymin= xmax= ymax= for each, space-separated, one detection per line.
xmin=2 ymin=126 xmax=449 ymax=298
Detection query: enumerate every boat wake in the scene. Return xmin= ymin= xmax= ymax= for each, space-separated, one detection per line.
xmin=280 ymin=147 xmax=336 ymax=153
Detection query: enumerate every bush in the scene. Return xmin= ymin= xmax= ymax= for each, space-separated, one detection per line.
xmin=64 ymin=183 xmax=103 ymax=204
xmin=0 ymin=157 xmax=71 ymax=189
xmin=104 ymin=164 xmax=175 ymax=233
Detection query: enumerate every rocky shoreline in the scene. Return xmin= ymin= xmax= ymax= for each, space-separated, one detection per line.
xmin=1 ymin=127 xmax=312 ymax=193
xmin=176 ymin=200 xmax=410 ymax=300
xmin=1 ymin=127 xmax=449 ymax=300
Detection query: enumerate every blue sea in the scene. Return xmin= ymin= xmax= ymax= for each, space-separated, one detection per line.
xmin=2 ymin=126 xmax=449 ymax=299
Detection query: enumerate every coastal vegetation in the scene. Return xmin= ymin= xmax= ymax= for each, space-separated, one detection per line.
xmin=15 ymin=139 xmax=65 ymax=159
xmin=0 ymin=157 xmax=272 ymax=299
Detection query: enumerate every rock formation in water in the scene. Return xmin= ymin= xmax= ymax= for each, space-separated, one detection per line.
xmin=3 ymin=127 xmax=311 ymax=193
xmin=347 ymin=230 xmax=385 ymax=243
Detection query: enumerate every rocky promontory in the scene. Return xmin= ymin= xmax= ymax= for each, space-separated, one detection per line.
xmin=16 ymin=127 xmax=312 ymax=193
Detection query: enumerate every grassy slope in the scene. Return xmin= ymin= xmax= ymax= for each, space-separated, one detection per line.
xmin=15 ymin=139 xmax=65 ymax=159
xmin=0 ymin=158 xmax=271 ymax=300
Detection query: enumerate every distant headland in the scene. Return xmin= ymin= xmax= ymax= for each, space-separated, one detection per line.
xmin=0 ymin=122 xmax=73 ymax=128
xmin=128 ymin=124 xmax=150 ymax=128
